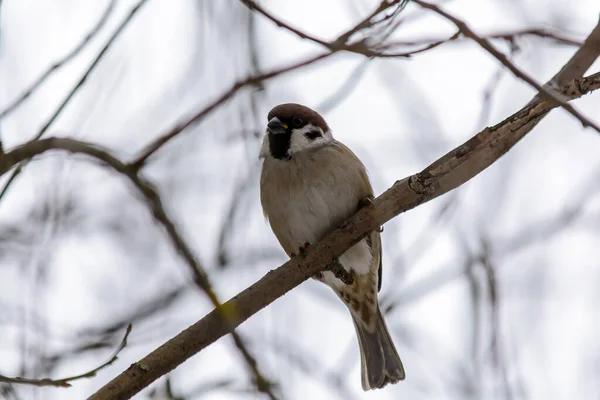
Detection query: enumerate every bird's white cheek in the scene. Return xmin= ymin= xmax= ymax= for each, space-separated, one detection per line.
xmin=288 ymin=125 xmax=329 ymax=154
xmin=288 ymin=132 xmax=312 ymax=154
xmin=259 ymin=134 xmax=270 ymax=159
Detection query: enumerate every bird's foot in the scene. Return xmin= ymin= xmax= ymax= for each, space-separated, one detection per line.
xmin=326 ymin=260 xmax=355 ymax=285
xmin=291 ymin=242 xmax=323 ymax=280
xmin=299 ymin=242 xmax=310 ymax=257
xmin=358 ymin=195 xmax=375 ymax=209
xmin=358 ymin=195 xmax=384 ymax=233
xmin=290 ymin=242 xmax=310 ymax=258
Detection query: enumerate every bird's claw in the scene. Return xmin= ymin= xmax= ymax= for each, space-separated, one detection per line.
xmin=298 ymin=242 xmax=310 ymax=257
xmin=358 ymin=195 xmax=375 ymax=209
xmin=326 ymin=261 xmax=355 ymax=285
xmin=358 ymin=196 xmax=384 ymax=233
xmin=291 ymin=242 xmax=311 ymax=258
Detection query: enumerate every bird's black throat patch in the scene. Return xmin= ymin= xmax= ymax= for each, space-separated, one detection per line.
xmin=268 ymin=132 xmax=291 ymax=160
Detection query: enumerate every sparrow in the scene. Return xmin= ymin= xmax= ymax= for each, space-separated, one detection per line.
xmin=259 ymin=103 xmax=405 ymax=390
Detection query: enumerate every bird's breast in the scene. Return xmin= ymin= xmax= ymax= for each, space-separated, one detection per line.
xmin=261 ymin=152 xmax=361 ymax=252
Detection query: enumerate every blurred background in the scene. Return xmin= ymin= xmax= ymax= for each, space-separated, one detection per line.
xmin=1 ymin=0 xmax=600 ymax=399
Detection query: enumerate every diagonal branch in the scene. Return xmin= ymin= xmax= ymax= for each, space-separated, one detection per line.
xmin=35 ymin=0 xmax=151 ymax=141
xmin=0 ymin=0 xmax=151 ymax=207
xmin=130 ymin=0 xmax=408 ymax=170
xmin=129 ymin=52 xmax=330 ymax=170
xmin=537 ymin=18 xmax=600 ymax=96
xmin=0 ymin=324 xmax=132 ymax=388
xmin=239 ymin=0 xmax=410 ymax=57
xmin=87 ymin=71 xmax=600 ymax=400
xmin=411 ymin=0 xmax=600 ymax=134
xmin=0 ymin=136 xmax=277 ymax=398
xmin=0 ymin=0 xmax=117 ymax=119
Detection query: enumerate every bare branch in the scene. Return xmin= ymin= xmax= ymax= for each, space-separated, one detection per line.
xmin=0 ymin=137 xmax=277 ymax=399
xmin=34 ymin=0 xmax=151 ymax=140
xmin=0 ymin=0 xmax=116 ymax=119
xmin=88 ymin=71 xmax=600 ymax=400
xmin=0 ymin=324 xmax=132 ymax=388
xmin=382 ymin=28 xmax=584 ymax=50
xmin=129 ymin=52 xmax=330 ymax=170
xmin=539 ymin=19 xmax=600 ymax=93
xmin=0 ymin=0 xmax=151 ymax=207
xmin=412 ymin=0 xmax=600 ymax=134
xmin=239 ymin=0 xmax=410 ymax=57
xmin=130 ymin=0 xmax=410 ymax=170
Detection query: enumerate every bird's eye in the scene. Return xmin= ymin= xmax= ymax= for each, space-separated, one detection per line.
xmin=292 ymin=117 xmax=304 ymax=127
xmin=305 ymin=130 xmax=322 ymax=140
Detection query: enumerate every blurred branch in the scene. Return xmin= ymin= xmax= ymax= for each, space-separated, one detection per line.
xmin=0 ymin=137 xmax=276 ymax=398
xmin=83 ymin=286 xmax=188 ymax=337
xmin=34 ymin=0 xmax=150 ymax=141
xmin=0 ymin=324 xmax=131 ymax=388
xmin=316 ymin=59 xmax=372 ymax=114
xmin=267 ymin=335 xmax=357 ymax=400
xmin=478 ymin=239 xmax=513 ymax=400
xmin=130 ymin=0 xmax=411 ymax=170
xmin=0 ymin=0 xmax=116 ymax=119
xmin=216 ymin=162 xmax=260 ymax=268
xmin=129 ymin=51 xmax=330 ymax=169
xmin=0 ymin=0 xmax=150 ymax=209
xmin=88 ymin=71 xmax=600 ymax=399
xmin=239 ymin=0 xmax=410 ymax=57
xmin=382 ymin=28 xmax=584 ymax=51
xmin=412 ymin=0 xmax=600 ymax=134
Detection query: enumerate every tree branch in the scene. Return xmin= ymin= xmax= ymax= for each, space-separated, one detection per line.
xmin=35 ymin=0 xmax=151 ymax=140
xmin=537 ymin=17 xmax=600 ymax=96
xmin=411 ymin=0 xmax=600 ymax=134
xmin=0 ymin=0 xmax=116 ymax=119
xmin=0 ymin=324 xmax=131 ymax=388
xmin=87 ymin=71 xmax=600 ymax=400
xmin=0 ymin=0 xmax=151 ymax=208
xmin=0 ymin=136 xmax=277 ymax=398
xmin=129 ymin=0 xmax=409 ymax=170
xmin=238 ymin=0 xmax=411 ymax=57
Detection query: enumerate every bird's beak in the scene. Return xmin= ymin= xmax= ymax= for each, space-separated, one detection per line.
xmin=267 ymin=117 xmax=288 ymax=134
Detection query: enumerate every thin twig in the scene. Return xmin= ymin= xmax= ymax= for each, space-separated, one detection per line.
xmin=412 ymin=0 xmax=600 ymax=134
xmin=0 ymin=137 xmax=277 ymax=399
xmin=0 ymin=0 xmax=117 ymax=119
xmin=129 ymin=52 xmax=329 ymax=170
xmin=35 ymin=0 xmax=151 ymax=140
xmin=0 ymin=324 xmax=132 ymax=388
xmin=381 ymin=28 xmax=584 ymax=50
xmin=130 ymin=0 xmax=409 ymax=170
xmin=239 ymin=0 xmax=410 ymax=57
xmin=0 ymin=0 xmax=151 ymax=207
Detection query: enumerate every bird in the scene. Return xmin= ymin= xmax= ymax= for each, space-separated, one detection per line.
xmin=259 ymin=103 xmax=405 ymax=390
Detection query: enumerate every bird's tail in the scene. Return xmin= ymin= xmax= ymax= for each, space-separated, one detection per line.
xmin=352 ymin=306 xmax=405 ymax=390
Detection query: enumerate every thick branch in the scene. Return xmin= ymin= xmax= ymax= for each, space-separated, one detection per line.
xmin=88 ymin=72 xmax=600 ymax=400
xmin=549 ymin=19 xmax=600 ymax=88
